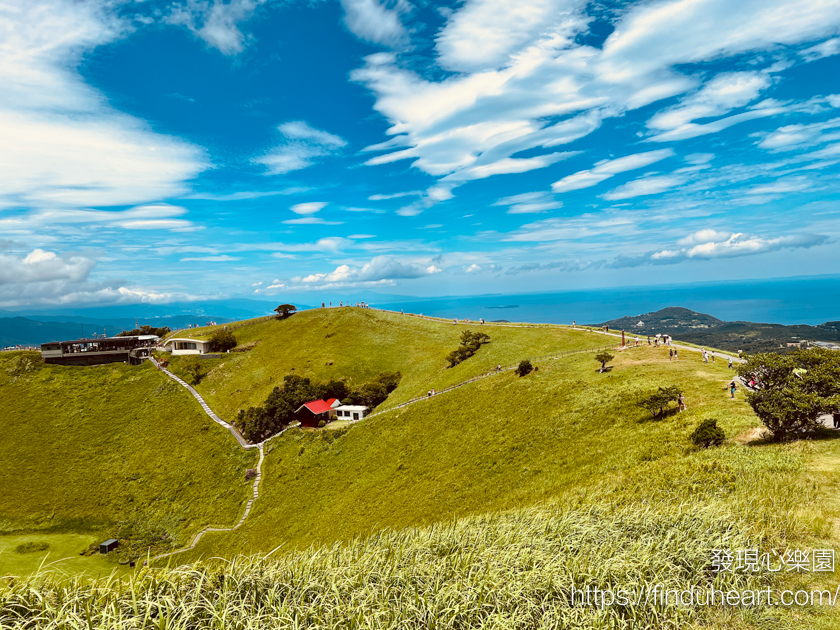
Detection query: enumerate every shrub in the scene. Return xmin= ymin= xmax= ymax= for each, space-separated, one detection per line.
xmin=637 ymin=386 xmax=681 ymax=418
xmin=274 ymin=304 xmax=297 ymax=319
xmin=516 ymin=360 xmax=533 ymax=377
xmin=690 ymin=419 xmax=725 ymax=448
xmin=15 ymin=541 xmax=49 ymax=554
xmin=318 ymin=420 xmax=326 ymax=428
xmin=446 ymin=330 xmax=491 ymax=367
xmin=595 ymin=351 xmax=614 ymax=373
xmin=209 ymin=329 xmax=237 ymax=352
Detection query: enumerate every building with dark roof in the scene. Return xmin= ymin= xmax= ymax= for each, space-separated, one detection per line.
xmin=40 ymin=335 xmax=159 ymax=366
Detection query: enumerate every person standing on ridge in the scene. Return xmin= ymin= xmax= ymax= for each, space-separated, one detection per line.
xmin=669 ymin=348 xmax=674 ymax=361
xmin=730 ymin=381 xmax=737 ymax=398
xmin=678 ymin=393 xmax=686 ymax=412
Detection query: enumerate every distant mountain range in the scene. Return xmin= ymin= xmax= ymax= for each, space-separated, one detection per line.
xmin=596 ymin=307 xmax=840 ymax=353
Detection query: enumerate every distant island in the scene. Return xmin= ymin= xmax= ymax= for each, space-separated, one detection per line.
xmin=595 ymin=306 xmax=840 ymax=354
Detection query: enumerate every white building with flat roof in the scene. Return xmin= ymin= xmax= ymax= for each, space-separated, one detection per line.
xmin=161 ymin=337 xmax=212 ymax=355
xmin=333 ymin=405 xmax=369 ymax=421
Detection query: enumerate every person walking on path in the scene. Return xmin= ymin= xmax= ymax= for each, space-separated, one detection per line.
xmin=728 ymin=356 xmax=733 ymax=369
xmin=572 ymin=320 xmax=576 ymax=328
xmin=678 ymin=393 xmax=686 ymax=412
xmin=711 ymin=351 xmax=716 ymax=362
xmin=834 ymin=410 xmax=840 ymax=429
xmin=730 ymin=381 xmax=737 ymax=398
xmin=674 ymin=349 xmax=678 ymax=360
xmin=738 ymin=349 xmax=743 ymax=358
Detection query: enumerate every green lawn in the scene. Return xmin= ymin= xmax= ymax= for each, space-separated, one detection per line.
xmin=0 ymin=352 xmax=256 ymax=573
xmin=0 ymin=533 xmax=131 ymax=579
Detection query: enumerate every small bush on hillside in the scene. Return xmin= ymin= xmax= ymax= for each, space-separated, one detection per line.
xmin=209 ymin=329 xmax=237 ymax=352
xmin=15 ymin=541 xmax=49 ymax=554
xmin=446 ymin=330 xmax=490 ymax=367
xmin=516 ymin=360 xmax=533 ymax=377
xmin=637 ymin=386 xmax=681 ymax=418
xmin=690 ymin=419 xmax=725 ymax=448
xmin=274 ymin=304 xmax=297 ymax=319
xmin=595 ymin=351 xmax=614 ymax=373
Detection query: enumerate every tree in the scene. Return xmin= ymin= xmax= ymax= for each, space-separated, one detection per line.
xmin=638 ymin=386 xmax=681 ymax=418
xmin=516 ymin=359 xmax=533 ymax=377
xmin=690 ymin=419 xmax=725 ymax=448
xmin=236 ymin=407 xmax=273 ymax=442
xmin=447 ymin=330 xmax=491 ymax=367
xmin=595 ymin=351 xmax=614 ymax=373
xmin=274 ymin=304 xmax=297 ymax=319
xmin=737 ymin=349 xmax=840 ymax=441
xmin=208 ymin=329 xmax=237 ymax=352
xmin=118 ymin=325 xmax=170 ymax=337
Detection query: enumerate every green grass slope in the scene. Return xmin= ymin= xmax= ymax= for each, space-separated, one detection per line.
xmin=0 ymin=352 xmax=256 ymax=572
xmin=184 ymin=344 xmax=772 ymax=560
xmin=165 ymin=308 xmax=610 ymax=421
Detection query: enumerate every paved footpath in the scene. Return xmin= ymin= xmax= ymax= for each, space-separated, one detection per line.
xmin=145 ymin=357 xmax=299 ymax=565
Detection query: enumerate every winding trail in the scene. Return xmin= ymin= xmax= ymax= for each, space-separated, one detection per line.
xmin=145 ymin=357 xmax=299 ymax=565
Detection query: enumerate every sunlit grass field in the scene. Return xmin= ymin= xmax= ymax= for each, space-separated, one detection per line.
xmin=0 ymin=353 xmax=256 ymax=575
xmin=4 ymin=309 xmax=840 ymax=627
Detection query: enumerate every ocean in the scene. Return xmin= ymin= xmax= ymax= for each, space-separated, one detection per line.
xmin=372 ymin=275 xmax=840 ymax=326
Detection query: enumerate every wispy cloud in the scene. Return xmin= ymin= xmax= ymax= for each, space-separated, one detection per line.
xmin=254 ymin=121 xmax=347 ymax=175
xmin=612 ymin=230 xmax=830 ymax=267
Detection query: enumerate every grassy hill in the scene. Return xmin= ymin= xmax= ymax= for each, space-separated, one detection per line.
xmin=179 ymin=343 xmax=772 ymax=560
xmin=5 ymin=308 xmax=840 ymax=627
xmin=163 ymin=309 xmax=610 ymax=421
xmin=0 ymin=352 xmax=256 ymax=575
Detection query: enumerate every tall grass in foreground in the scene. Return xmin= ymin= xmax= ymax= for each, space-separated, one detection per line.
xmin=1 ymin=504 xmax=778 ymax=629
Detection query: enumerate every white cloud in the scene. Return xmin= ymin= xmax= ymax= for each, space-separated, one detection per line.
xmin=368 ymin=190 xmax=422 ymax=200
xmin=254 ymin=121 xmax=347 ymax=175
xmin=464 ymin=263 xmax=481 ymax=273
xmin=0 ymin=1 xmax=208 ymax=211
xmin=552 ymin=149 xmax=674 ymax=193
xmin=612 ymin=231 xmax=830 ymax=267
xmin=355 ymin=0 xmax=840 ymax=206
xmin=601 ymin=175 xmax=685 ymax=200
xmin=179 ymin=255 xmax=241 ymax=262
xmin=340 ymin=0 xmax=411 ymax=47
xmin=0 ymin=247 xmax=201 ymax=308
xmin=493 ymin=191 xmax=562 ymax=214
xmin=0 ymin=204 xmax=195 ymax=234
xmin=165 ymin=0 xmax=268 ymax=55
xmin=647 ymin=72 xmax=771 ymax=130
xmin=282 ymin=217 xmax=344 ymax=225
xmin=756 ymin=117 xmax=840 ymax=151
xmin=800 ymin=37 xmax=840 ymax=61
xmin=269 ymin=255 xmax=443 ymax=290
xmin=291 ymin=202 xmax=328 ymax=215
xmin=435 ymin=0 xmax=588 ymax=73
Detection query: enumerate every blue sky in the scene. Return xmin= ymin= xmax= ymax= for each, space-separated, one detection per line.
xmin=2 ymin=0 xmax=840 ymax=308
